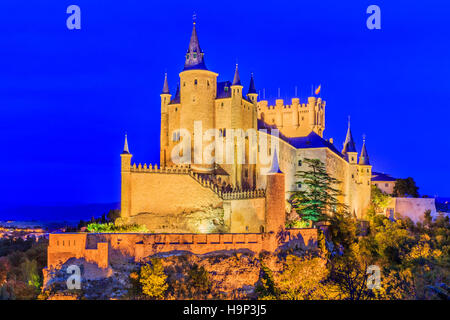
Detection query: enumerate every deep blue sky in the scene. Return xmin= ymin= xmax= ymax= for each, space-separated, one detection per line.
xmin=1 ymin=0 xmax=449 ymax=209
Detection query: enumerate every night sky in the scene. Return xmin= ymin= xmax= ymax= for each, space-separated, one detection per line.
xmin=1 ymin=1 xmax=449 ymax=211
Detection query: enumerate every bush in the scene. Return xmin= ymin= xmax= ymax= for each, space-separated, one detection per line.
xmin=86 ymin=222 xmax=148 ymax=233
xmin=139 ymin=259 xmax=168 ymax=299
xmin=187 ymin=264 xmax=210 ymax=295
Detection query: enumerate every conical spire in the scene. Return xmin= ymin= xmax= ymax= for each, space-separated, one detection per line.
xmin=122 ymin=133 xmax=130 ymax=154
xmin=232 ymin=64 xmax=241 ymax=86
xmin=162 ymin=73 xmax=169 ymax=94
xmin=184 ymin=16 xmax=207 ymax=71
xmin=359 ymin=135 xmax=370 ymax=165
xmin=342 ymin=117 xmax=357 ymax=155
xmin=171 ymin=83 xmax=180 ymax=104
xmin=247 ymin=73 xmax=256 ymax=94
xmin=267 ymin=148 xmax=283 ymax=174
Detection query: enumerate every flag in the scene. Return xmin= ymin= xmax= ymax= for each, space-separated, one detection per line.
xmin=315 ymin=85 xmax=321 ymax=95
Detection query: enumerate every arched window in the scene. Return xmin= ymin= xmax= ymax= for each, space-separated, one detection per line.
xmin=194 ymin=79 xmax=198 ymax=85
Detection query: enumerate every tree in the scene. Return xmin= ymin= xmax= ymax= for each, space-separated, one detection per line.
xmin=187 ymin=264 xmax=211 ymax=297
xmin=139 ymin=258 xmax=168 ymax=299
xmin=393 ymin=177 xmax=419 ymax=198
xmin=290 ymin=158 xmax=346 ymax=224
xmin=370 ymin=185 xmax=391 ymax=213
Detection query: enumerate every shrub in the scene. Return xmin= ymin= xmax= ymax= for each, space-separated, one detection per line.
xmin=187 ymin=264 xmax=210 ymax=295
xmin=139 ymin=259 xmax=168 ymax=299
xmin=86 ymin=222 xmax=148 ymax=233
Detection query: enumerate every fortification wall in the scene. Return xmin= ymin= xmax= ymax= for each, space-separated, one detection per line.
xmin=129 ymin=168 xmax=222 ymax=216
xmin=47 ymin=229 xmax=318 ymax=270
xmin=390 ymin=197 xmax=437 ymax=223
xmin=257 ymin=97 xmax=325 ymax=138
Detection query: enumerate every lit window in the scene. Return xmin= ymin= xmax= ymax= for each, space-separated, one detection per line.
xmin=193 ymin=53 xmax=197 ymax=59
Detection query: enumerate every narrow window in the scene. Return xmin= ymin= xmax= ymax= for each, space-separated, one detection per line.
xmin=194 ymin=79 xmax=198 ymax=85
xmin=298 ymin=159 xmax=302 ymax=166
xmin=297 ymin=183 xmax=302 ymax=189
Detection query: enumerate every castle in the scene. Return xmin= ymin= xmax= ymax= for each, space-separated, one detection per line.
xmin=44 ymin=20 xmax=373 ymax=274
xmin=119 ymin=20 xmax=372 ymax=234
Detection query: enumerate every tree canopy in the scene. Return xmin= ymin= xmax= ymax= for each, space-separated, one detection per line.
xmin=289 ymin=158 xmax=347 ymax=223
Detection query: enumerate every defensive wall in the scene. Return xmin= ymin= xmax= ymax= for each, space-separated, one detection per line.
xmin=46 ymin=228 xmax=318 ymax=270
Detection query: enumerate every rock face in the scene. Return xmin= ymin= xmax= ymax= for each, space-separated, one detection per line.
xmin=128 ymin=207 xmax=226 ymax=233
xmin=42 ymin=250 xmax=314 ymax=300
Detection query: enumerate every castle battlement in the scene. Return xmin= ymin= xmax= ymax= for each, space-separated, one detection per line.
xmin=258 ymin=97 xmax=325 ymax=112
xmin=129 ymin=163 xmax=266 ymax=200
xmin=130 ymin=163 xmax=191 ymax=174
xmin=257 ymin=96 xmax=326 ymax=138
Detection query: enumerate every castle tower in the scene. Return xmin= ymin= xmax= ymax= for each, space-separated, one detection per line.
xmin=357 ymin=136 xmax=372 ymax=219
xmin=230 ymin=64 xmax=244 ymax=187
xmin=265 ymin=149 xmax=286 ymax=235
xmin=342 ymin=118 xmax=358 ymax=164
xmin=120 ymin=134 xmax=132 ymax=220
xmin=359 ymin=136 xmax=370 ymax=165
xmin=247 ymin=73 xmax=258 ymax=104
xmin=179 ymin=19 xmax=218 ymax=173
xmin=160 ymin=73 xmax=171 ymax=167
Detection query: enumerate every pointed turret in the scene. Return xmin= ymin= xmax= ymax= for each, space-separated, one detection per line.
xmin=359 ymin=136 xmax=370 ymax=165
xmin=171 ymin=83 xmax=180 ymax=104
xmin=122 ymin=133 xmax=130 ymax=154
xmin=267 ymin=148 xmax=283 ymax=174
xmin=162 ymin=73 xmax=169 ymax=94
xmin=247 ymin=73 xmax=258 ymax=103
xmin=342 ymin=117 xmax=357 ymax=163
xmin=342 ymin=118 xmax=357 ymax=154
xmin=232 ymin=64 xmax=241 ymax=86
xmin=247 ymin=73 xmax=256 ymax=94
xmin=184 ymin=17 xmax=207 ymax=70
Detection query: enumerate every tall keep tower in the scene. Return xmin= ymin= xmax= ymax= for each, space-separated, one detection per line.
xmin=179 ymin=19 xmax=218 ymax=173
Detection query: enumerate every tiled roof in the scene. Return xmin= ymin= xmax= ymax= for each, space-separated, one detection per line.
xmin=371 ymin=172 xmax=397 ymax=182
xmin=183 ymin=22 xmax=207 ymax=71
xmin=257 ymin=119 xmax=343 ymax=158
xmin=216 ymin=81 xmax=232 ymax=99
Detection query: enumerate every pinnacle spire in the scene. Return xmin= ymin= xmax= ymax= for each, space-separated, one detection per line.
xmin=359 ymin=135 xmax=370 ymax=165
xmin=122 ymin=133 xmax=130 ymax=154
xmin=171 ymin=83 xmax=180 ymax=104
xmin=162 ymin=73 xmax=169 ymax=94
xmin=267 ymin=148 xmax=283 ymax=174
xmin=184 ymin=17 xmax=207 ymax=71
xmin=342 ymin=117 xmax=357 ymax=155
xmin=232 ymin=64 xmax=241 ymax=86
xmin=247 ymin=72 xmax=257 ymax=94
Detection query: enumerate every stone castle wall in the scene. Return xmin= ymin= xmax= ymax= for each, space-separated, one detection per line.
xmin=257 ymin=97 xmax=325 ymax=138
xmin=46 ymin=229 xmax=318 ymax=270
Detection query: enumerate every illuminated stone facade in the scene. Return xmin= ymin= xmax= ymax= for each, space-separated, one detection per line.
xmin=121 ymin=21 xmax=373 ymax=233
